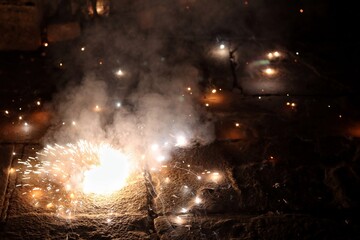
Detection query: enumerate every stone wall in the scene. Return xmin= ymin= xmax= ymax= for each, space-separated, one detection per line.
xmin=0 ymin=1 xmax=43 ymax=51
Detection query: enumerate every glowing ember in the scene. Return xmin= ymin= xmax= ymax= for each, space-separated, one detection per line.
xmin=115 ymin=69 xmax=124 ymax=76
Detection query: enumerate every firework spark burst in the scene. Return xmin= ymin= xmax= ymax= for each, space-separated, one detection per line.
xmin=16 ymin=140 xmax=134 ymax=217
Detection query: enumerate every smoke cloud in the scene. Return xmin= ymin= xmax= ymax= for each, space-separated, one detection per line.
xmin=42 ymin=0 xmax=297 ymax=168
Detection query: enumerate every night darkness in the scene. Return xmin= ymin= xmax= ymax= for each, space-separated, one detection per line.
xmin=1 ymin=1 xmax=360 ymax=239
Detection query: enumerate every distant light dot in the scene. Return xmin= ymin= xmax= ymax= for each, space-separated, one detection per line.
xmin=299 ymin=9 xmax=304 ymax=13
xmin=116 ymin=69 xmax=124 ymax=76
xmin=24 ymin=122 xmax=28 ymax=126
xmin=235 ymin=123 xmax=240 ymax=127
xmin=116 ymin=102 xmax=121 ymax=108
xmin=328 ymin=105 xmax=331 ymax=108
xmin=205 ymin=103 xmax=209 ymax=107
xmin=59 ymin=62 xmax=63 ymax=67
xmin=43 ymin=42 xmax=48 ymax=47
xmin=339 ymin=115 xmax=342 ymax=118
xmin=258 ymin=96 xmax=262 ymax=99
xmin=72 ymin=121 xmax=76 ymax=126
xmin=219 ymin=44 xmax=225 ymax=49
xmin=187 ymin=87 xmax=191 ymax=91
xmin=197 ymin=176 xmax=202 ymax=180
xmin=195 ymin=196 xmax=202 ymax=204
xmin=81 ymin=47 xmax=85 ymax=51
xmin=5 ymin=110 xmax=9 ymax=114
xmin=19 ymin=116 xmax=22 ymax=120
xmin=295 ymin=52 xmax=299 ymax=55
xmin=36 ymin=101 xmax=41 ymax=106
xmin=212 ymin=89 xmax=217 ymax=93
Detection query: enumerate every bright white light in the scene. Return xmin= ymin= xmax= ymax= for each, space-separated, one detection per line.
xmin=116 ymin=102 xmax=121 ymax=108
xmin=151 ymin=144 xmax=159 ymax=151
xmin=156 ymin=155 xmax=166 ymax=162
xmin=82 ymin=145 xmax=131 ymax=195
xmin=219 ymin=44 xmax=225 ymax=50
xmin=175 ymin=135 xmax=187 ymax=147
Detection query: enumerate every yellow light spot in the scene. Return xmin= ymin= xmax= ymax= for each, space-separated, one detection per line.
xmin=212 ymin=89 xmax=217 ymax=93
xmin=263 ymin=67 xmax=276 ymax=76
xmin=94 ymin=105 xmax=101 ymax=112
